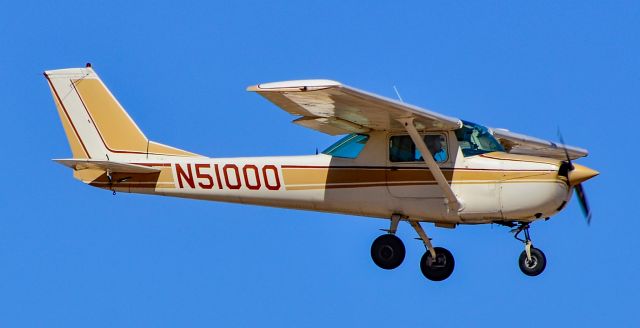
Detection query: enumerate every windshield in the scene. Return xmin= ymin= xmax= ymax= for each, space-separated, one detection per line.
xmin=322 ymin=134 xmax=370 ymax=158
xmin=454 ymin=120 xmax=504 ymax=157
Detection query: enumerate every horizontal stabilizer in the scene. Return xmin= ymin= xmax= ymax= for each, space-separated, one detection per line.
xmin=53 ymin=159 xmax=160 ymax=173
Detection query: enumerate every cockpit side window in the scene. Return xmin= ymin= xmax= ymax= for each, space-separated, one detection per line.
xmin=455 ymin=120 xmax=505 ymax=157
xmin=322 ymin=134 xmax=370 ymax=158
xmin=389 ymin=134 xmax=448 ymax=163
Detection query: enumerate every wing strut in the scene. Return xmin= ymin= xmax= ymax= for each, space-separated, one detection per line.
xmin=397 ymin=118 xmax=462 ymax=213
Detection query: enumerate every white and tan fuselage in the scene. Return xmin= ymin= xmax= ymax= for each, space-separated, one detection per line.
xmin=73 ymin=132 xmax=571 ymax=225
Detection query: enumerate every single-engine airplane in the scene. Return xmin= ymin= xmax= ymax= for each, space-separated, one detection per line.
xmin=45 ymin=65 xmax=598 ymax=281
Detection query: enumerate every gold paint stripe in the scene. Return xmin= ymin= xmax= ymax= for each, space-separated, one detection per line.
xmin=73 ymin=79 xmax=198 ymax=157
xmin=282 ymin=167 xmax=558 ymax=186
xmin=73 ymin=79 xmax=148 ymax=153
xmin=285 ymin=179 xmax=564 ymax=191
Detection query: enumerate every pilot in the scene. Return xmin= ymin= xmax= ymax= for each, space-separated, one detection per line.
xmin=426 ymin=135 xmax=447 ymax=162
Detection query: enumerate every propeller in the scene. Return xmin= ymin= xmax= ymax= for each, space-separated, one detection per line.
xmin=557 ymin=130 xmax=593 ymax=224
xmin=574 ymin=184 xmax=592 ymax=224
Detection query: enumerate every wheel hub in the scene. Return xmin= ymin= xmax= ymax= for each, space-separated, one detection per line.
xmin=525 ymin=256 xmax=538 ymax=268
xmin=427 ymin=254 xmax=447 ymax=268
xmin=379 ymin=245 xmax=394 ymax=260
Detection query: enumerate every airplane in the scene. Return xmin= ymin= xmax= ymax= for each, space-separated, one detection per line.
xmin=45 ymin=64 xmax=598 ymax=281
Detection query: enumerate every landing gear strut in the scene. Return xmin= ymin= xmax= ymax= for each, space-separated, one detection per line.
xmin=370 ymin=216 xmax=454 ymax=281
xmin=410 ymin=221 xmax=455 ymax=281
xmin=513 ymin=223 xmax=546 ymax=276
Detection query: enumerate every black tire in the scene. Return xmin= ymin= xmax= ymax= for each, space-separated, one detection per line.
xmin=370 ymin=234 xmax=406 ymax=270
xmin=518 ymin=247 xmax=547 ymax=276
xmin=420 ymin=247 xmax=455 ymax=281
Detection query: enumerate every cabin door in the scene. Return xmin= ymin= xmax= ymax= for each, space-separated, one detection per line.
xmin=385 ymin=133 xmax=453 ymax=199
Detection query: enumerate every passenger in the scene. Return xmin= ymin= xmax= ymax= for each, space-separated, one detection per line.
xmin=394 ymin=136 xmax=415 ymax=162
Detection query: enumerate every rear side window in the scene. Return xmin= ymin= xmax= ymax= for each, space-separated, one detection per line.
xmin=389 ymin=134 xmax=448 ymax=163
xmin=322 ymin=134 xmax=370 ymax=159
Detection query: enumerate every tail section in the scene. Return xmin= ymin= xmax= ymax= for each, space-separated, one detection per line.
xmin=45 ymin=66 xmax=199 ymax=161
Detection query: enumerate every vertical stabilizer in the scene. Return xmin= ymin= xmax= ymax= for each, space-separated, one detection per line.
xmin=45 ymin=66 xmax=198 ymax=160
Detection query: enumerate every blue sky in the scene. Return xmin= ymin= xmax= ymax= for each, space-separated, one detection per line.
xmin=0 ymin=1 xmax=638 ymax=326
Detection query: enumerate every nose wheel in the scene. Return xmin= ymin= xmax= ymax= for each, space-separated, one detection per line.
xmin=513 ymin=223 xmax=547 ymax=276
xmin=519 ymin=247 xmax=546 ymax=276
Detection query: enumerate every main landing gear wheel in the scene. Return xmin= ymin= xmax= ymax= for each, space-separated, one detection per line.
xmin=519 ymin=247 xmax=546 ymax=276
xmin=420 ymin=247 xmax=455 ymax=281
xmin=371 ymin=234 xmax=406 ymax=270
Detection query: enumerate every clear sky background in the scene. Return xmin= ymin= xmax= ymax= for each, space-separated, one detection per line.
xmin=0 ymin=1 xmax=637 ymax=327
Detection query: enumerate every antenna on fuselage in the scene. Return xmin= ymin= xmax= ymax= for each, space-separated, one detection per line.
xmin=393 ymin=85 xmax=404 ymax=103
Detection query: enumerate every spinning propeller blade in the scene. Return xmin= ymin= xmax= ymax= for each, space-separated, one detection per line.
xmin=557 ymin=129 xmax=594 ymax=224
xmin=557 ymin=130 xmax=573 ymax=169
xmin=574 ymin=184 xmax=592 ymax=224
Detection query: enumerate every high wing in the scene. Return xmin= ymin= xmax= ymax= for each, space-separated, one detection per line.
xmin=248 ymin=80 xmax=462 ymax=135
xmin=248 ymin=79 xmax=588 ymax=160
xmin=491 ymin=128 xmax=588 ymax=160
